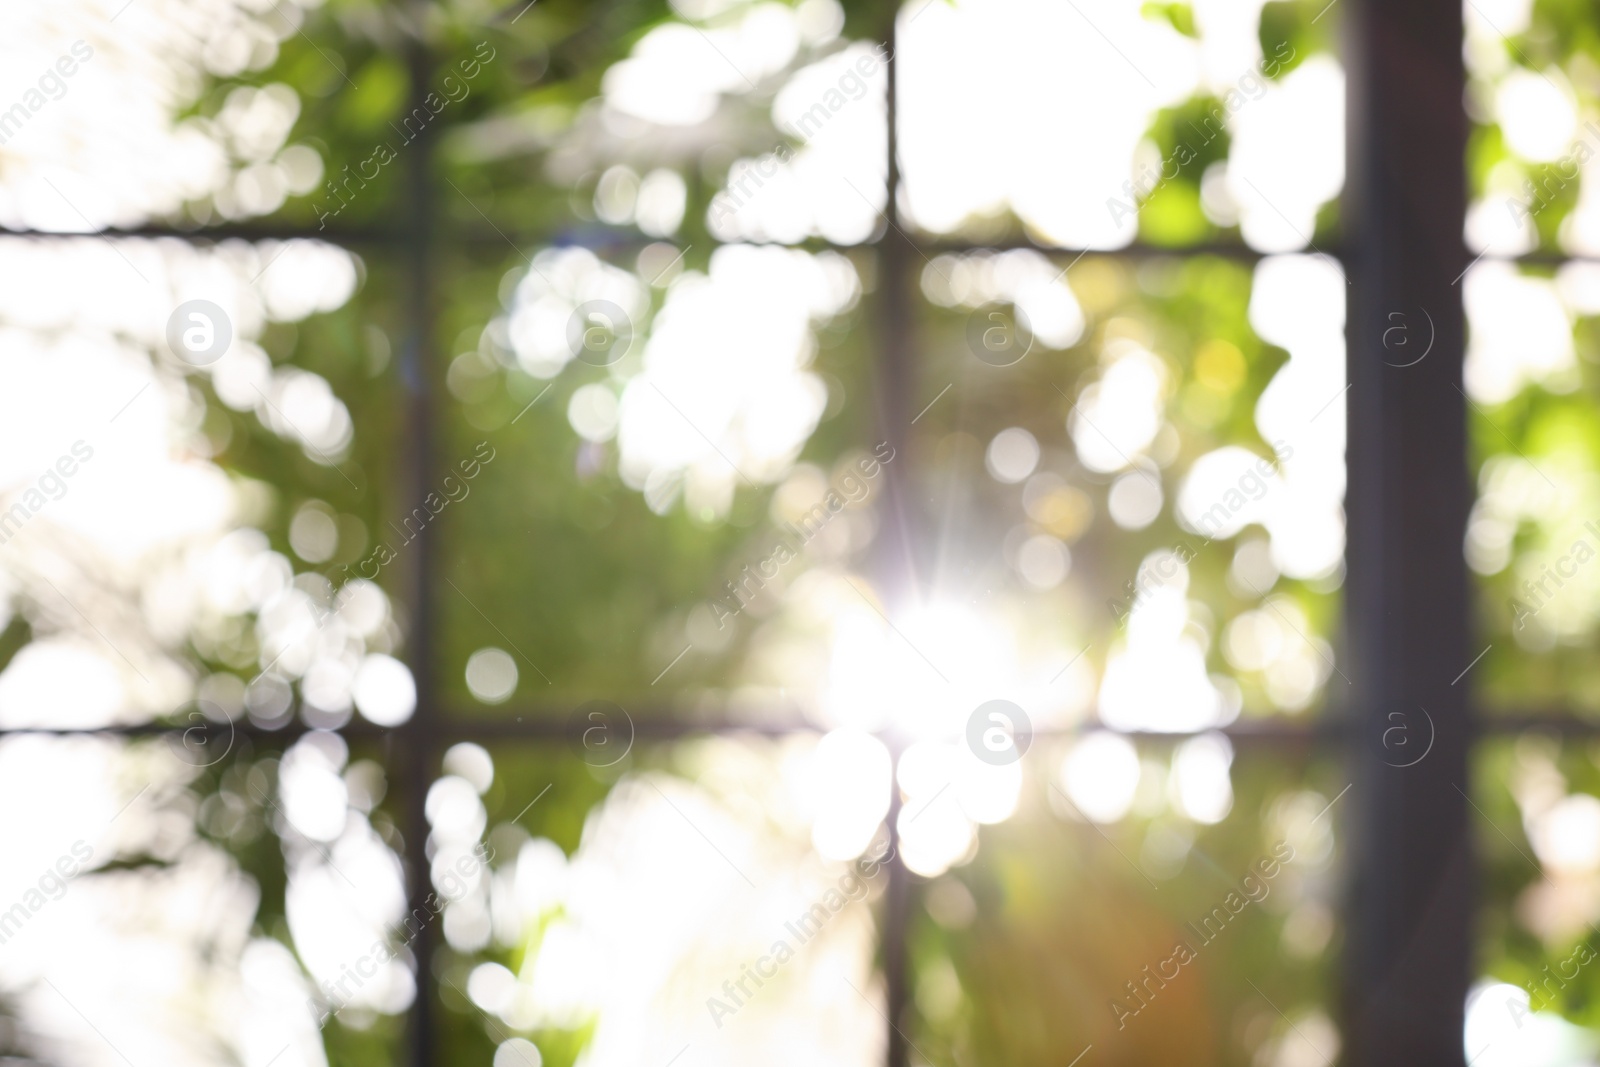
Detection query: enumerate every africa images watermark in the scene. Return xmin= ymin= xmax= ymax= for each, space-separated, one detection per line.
xmin=0 ymin=40 xmax=95 ymax=146
xmin=0 ymin=840 xmax=95 ymax=947
xmin=0 ymin=440 xmax=98 ymax=547
xmin=1507 ymin=121 xmax=1600 ymax=230
xmin=1110 ymin=839 xmax=1296 ymax=1031
xmin=1508 ymin=937 xmax=1599 ymax=1029
xmin=1506 ymin=519 xmax=1600 ymax=630
xmin=705 ymin=842 xmax=894 ymax=1028
xmin=314 ymin=41 xmax=497 ymax=229
xmin=709 ymin=42 xmax=892 ymax=226
xmin=339 ymin=441 xmax=497 ymax=582
xmin=1107 ymin=439 xmax=1294 ymax=625
xmin=306 ymin=840 xmax=495 ymax=1027
xmin=708 ymin=441 xmax=896 ymax=629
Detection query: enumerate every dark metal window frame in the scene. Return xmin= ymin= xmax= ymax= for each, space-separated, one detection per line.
xmin=19 ymin=1 xmax=1591 ymax=1064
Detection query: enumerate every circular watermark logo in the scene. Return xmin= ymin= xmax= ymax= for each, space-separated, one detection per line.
xmin=169 ymin=704 xmax=237 ymax=768
xmin=965 ymin=699 xmax=1032 ymax=765
xmin=166 ymin=300 xmax=233 ymax=367
xmin=572 ymin=699 xmax=635 ymax=767
xmin=1379 ymin=705 xmax=1435 ymax=768
xmin=1381 ymin=307 xmax=1434 ymax=368
xmin=567 ymin=300 xmax=633 ymax=367
xmin=965 ymin=302 xmax=1034 ymax=367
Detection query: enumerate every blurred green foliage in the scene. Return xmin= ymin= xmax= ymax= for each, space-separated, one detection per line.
xmin=168 ymin=0 xmax=1359 ymax=1064
xmin=911 ymin=751 xmax=1341 ymax=1067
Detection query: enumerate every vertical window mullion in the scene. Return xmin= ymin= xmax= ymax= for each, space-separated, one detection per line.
xmin=1343 ymin=1 xmax=1472 ymax=1063
xmin=876 ymin=5 xmax=913 ymax=1067
xmin=400 ymin=9 xmax=442 ymax=1066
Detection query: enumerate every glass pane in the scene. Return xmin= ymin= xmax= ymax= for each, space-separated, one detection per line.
xmin=1464 ymin=0 xmax=1600 ymax=260
xmin=897 ymin=0 xmax=1342 ymax=253
xmin=429 ymin=734 xmax=890 ymax=1067
xmin=1469 ymin=735 xmax=1600 ymax=1065
xmin=1463 ymin=260 xmax=1600 ymax=717
xmin=903 ymin=250 xmax=1346 ymax=732
xmin=0 ymin=731 xmax=408 ymax=1067
xmin=908 ymin=744 xmax=1344 ymax=1067
xmin=242 ymin=730 xmax=413 ymax=1066
xmin=433 ymin=240 xmax=878 ymax=717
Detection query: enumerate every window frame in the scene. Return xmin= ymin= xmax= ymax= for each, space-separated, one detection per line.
xmin=0 ymin=2 xmax=1529 ymax=1065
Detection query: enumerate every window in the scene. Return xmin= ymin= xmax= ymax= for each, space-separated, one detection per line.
xmin=0 ymin=1 xmax=1588 ymax=1066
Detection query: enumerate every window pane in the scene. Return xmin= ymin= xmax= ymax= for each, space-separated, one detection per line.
xmin=906 ymin=251 xmax=1345 ymax=730
xmin=434 ymin=241 xmax=876 ymax=716
xmin=908 ymin=744 xmax=1343 ymax=1067
xmin=897 ymin=0 xmax=1342 ymax=253
xmin=1469 ymin=736 xmax=1600 ymax=1066
xmin=1464 ymin=0 xmax=1600 ymax=259
xmin=1464 ymin=260 xmax=1600 ymax=717
xmin=431 ymin=735 xmax=889 ymax=1067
